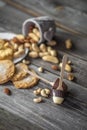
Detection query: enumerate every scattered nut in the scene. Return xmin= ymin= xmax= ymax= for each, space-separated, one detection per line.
xmin=42 ymin=55 xmax=59 ymax=64
xmin=29 ymin=51 xmax=39 ymax=58
xmin=3 ymin=88 xmax=11 ymax=95
xmin=38 ymin=67 xmax=44 ymax=73
xmin=22 ymin=59 xmax=30 ymax=65
xmin=33 ymin=97 xmax=42 ymax=103
xmin=33 ymin=88 xmax=42 ymax=95
xmin=59 ymin=63 xmax=72 ymax=72
xmin=44 ymin=88 xmax=50 ymax=95
xmin=47 ymin=40 xmax=56 ymax=46
xmin=49 ymin=50 xmax=57 ymax=57
xmin=65 ymin=39 xmax=72 ymax=49
xmin=40 ymin=88 xmax=50 ymax=97
xmin=51 ymin=65 xmax=59 ymax=70
xmin=39 ymin=44 xmax=47 ymax=52
xmin=67 ymin=73 xmax=74 ymax=81
xmin=67 ymin=60 xmax=72 ymax=65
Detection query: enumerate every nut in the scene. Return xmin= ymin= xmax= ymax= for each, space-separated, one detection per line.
xmin=67 ymin=73 xmax=74 ymax=81
xmin=39 ymin=44 xmax=47 ymax=52
xmin=47 ymin=40 xmax=56 ymax=46
xmin=18 ymin=45 xmax=24 ymax=51
xmin=44 ymin=88 xmax=50 ymax=95
xmin=3 ymin=88 xmax=11 ymax=95
xmin=51 ymin=65 xmax=59 ymax=70
xmin=65 ymin=39 xmax=72 ymax=49
xmin=22 ymin=59 xmax=30 ymax=65
xmin=39 ymin=52 xmax=49 ymax=57
xmin=40 ymin=89 xmax=50 ymax=97
xmin=59 ymin=63 xmax=72 ymax=72
xmin=42 ymin=55 xmax=59 ymax=64
xmin=38 ymin=67 xmax=44 ymax=73
xmin=33 ymin=28 xmax=40 ymax=38
xmin=32 ymin=43 xmax=40 ymax=52
xmin=28 ymin=33 xmax=39 ymax=42
xmin=47 ymin=46 xmax=52 ymax=53
xmin=33 ymin=88 xmax=42 ymax=95
xmin=33 ymin=97 xmax=42 ymax=103
xmin=13 ymin=43 xmax=18 ymax=51
xmin=16 ymin=34 xmax=24 ymax=40
xmin=24 ymin=43 xmax=31 ymax=48
xmin=67 ymin=60 xmax=72 ymax=65
xmin=29 ymin=51 xmax=39 ymax=58
xmin=49 ymin=50 xmax=57 ymax=57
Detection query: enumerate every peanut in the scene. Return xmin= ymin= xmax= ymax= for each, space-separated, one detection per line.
xmin=32 ymin=43 xmax=40 ymax=52
xmin=47 ymin=46 xmax=52 ymax=53
xmin=39 ymin=44 xmax=47 ymax=52
xmin=49 ymin=50 xmax=57 ymax=57
xmin=42 ymin=55 xmax=59 ymax=63
xmin=33 ymin=97 xmax=42 ymax=103
xmin=39 ymin=52 xmax=49 ymax=57
xmin=18 ymin=45 xmax=24 ymax=51
xmin=24 ymin=43 xmax=31 ymax=48
xmin=33 ymin=28 xmax=40 ymax=38
xmin=65 ymin=39 xmax=72 ymax=49
xmin=16 ymin=34 xmax=24 ymax=40
xmin=29 ymin=51 xmax=39 ymax=58
xmin=59 ymin=63 xmax=72 ymax=72
xmin=47 ymin=40 xmax=56 ymax=46
xmin=28 ymin=33 xmax=39 ymax=42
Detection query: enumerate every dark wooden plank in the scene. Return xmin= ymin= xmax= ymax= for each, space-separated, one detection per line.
xmin=54 ymin=0 xmax=87 ymax=13
xmin=0 ymin=5 xmax=87 ymax=88
xmin=4 ymin=0 xmax=87 ymax=36
xmin=0 ymin=64 xmax=87 ymax=130
xmin=0 ymin=108 xmax=43 ymax=130
xmin=0 ymin=1 xmax=31 ymax=33
xmin=0 ymin=3 xmax=87 ymax=61
xmin=28 ymin=49 xmax=87 ymax=88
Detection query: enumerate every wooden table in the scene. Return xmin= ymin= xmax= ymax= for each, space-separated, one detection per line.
xmin=0 ymin=0 xmax=87 ymax=130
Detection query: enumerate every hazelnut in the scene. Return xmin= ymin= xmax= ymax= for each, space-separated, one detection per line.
xmin=51 ymin=65 xmax=59 ymax=70
xmin=67 ymin=73 xmax=74 ymax=81
xmin=3 ymin=88 xmax=11 ymax=95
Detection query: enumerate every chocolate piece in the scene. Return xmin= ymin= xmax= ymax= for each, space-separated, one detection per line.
xmin=53 ymin=78 xmax=67 ymax=92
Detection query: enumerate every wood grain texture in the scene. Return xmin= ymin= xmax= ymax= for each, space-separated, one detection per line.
xmin=0 ymin=3 xmax=87 ymax=60
xmin=0 ymin=64 xmax=87 ymax=130
xmin=2 ymin=0 xmax=87 ymax=37
xmin=0 ymin=1 xmax=87 ymax=130
xmin=0 ymin=108 xmax=44 ymax=130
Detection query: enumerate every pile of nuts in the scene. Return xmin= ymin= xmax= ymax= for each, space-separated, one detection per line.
xmin=28 ymin=25 xmax=40 ymax=43
xmin=33 ymin=88 xmax=50 ymax=103
xmin=28 ymin=43 xmax=59 ymax=64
